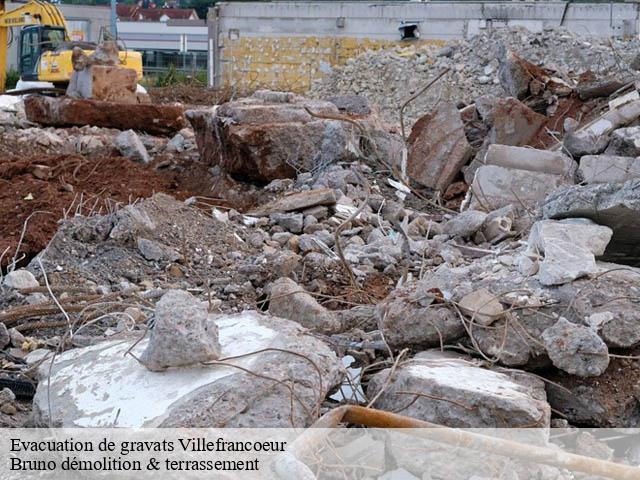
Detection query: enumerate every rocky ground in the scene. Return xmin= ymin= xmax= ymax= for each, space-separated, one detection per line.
xmin=1 ymin=26 xmax=640 ymax=477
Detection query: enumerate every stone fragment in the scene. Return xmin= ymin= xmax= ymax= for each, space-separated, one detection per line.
xmin=0 ymin=323 xmax=9 ymax=350
xmin=483 ymin=144 xmax=576 ymax=178
xmin=3 ymin=269 xmax=39 ymax=289
xmin=25 ymin=96 xmax=186 ymax=136
xmin=527 ymin=219 xmax=612 ymax=285
xmin=563 ymin=130 xmax=609 ymax=157
xmin=368 ymin=351 xmax=550 ymax=428
xmin=270 ymin=213 xmax=304 ymax=234
xmin=136 ymin=238 xmax=179 ymax=262
xmin=8 ymin=328 xmax=25 ymax=347
xmin=459 ymin=288 xmax=504 ymax=326
xmin=441 ymin=210 xmax=487 ymax=238
xmin=579 ymin=155 xmax=640 ymax=183
xmin=482 ymin=97 xmax=546 ymax=146
xmin=542 ymin=179 xmax=640 ymax=265
xmin=140 ymin=290 xmax=221 ymax=371
xmin=375 ymin=282 xmax=465 ymax=348
xmin=326 ymin=95 xmax=371 ymax=115
xmin=406 ymin=102 xmax=472 ymax=191
xmin=248 ymin=188 xmax=337 ymax=216
xmin=68 ymin=64 xmax=138 ymax=104
xmin=32 ymin=311 xmax=342 ymax=427
xmin=605 ymin=126 xmax=640 ymax=157
xmin=268 ymin=278 xmax=340 ymax=333
xmin=115 ymin=130 xmax=150 ymax=163
xmin=541 ymin=318 xmax=609 ymax=377
xmin=467 ymin=165 xmax=570 ymax=211
xmin=498 ymin=47 xmax=548 ymax=99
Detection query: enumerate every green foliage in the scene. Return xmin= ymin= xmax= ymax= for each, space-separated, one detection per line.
xmin=5 ymin=69 xmax=20 ymax=90
xmin=182 ymin=0 xmax=215 ymax=20
xmin=140 ymin=64 xmax=207 ymax=88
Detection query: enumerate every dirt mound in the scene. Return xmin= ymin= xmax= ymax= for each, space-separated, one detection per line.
xmin=0 ymin=154 xmax=211 ymax=268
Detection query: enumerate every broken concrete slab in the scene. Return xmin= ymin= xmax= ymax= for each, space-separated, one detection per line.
xmin=498 ymin=47 xmax=551 ymax=100
xmin=0 ymin=323 xmax=9 ymax=350
xmin=482 ymin=97 xmax=547 ymax=147
xmin=68 ymin=65 xmax=139 ymax=104
xmin=526 ymin=219 xmax=613 ymax=285
xmin=187 ymin=91 xmax=400 ymax=183
xmin=140 ymin=290 xmax=221 ymax=371
xmin=579 ymin=155 xmax=640 ymax=183
xmin=406 ymin=101 xmax=472 ymax=192
xmin=24 ymin=96 xmax=186 ymax=136
xmin=368 ymin=351 xmax=550 ymax=428
xmin=483 ymin=144 xmax=576 ymax=178
xmin=268 ymin=277 xmax=341 ymax=333
xmin=467 ymin=165 xmax=571 ymax=212
xmin=542 ymin=179 xmax=640 ymax=265
xmin=248 ymin=189 xmax=337 ymax=216
xmin=115 ymin=129 xmax=150 ymax=163
xmin=541 ymin=317 xmax=609 ymax=377
xmin=32 ymin=311 xmax=342 ymax=427
xmin=605 ymin=126 xmax=640 ymax=157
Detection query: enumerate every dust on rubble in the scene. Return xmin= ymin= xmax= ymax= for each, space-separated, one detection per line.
xmin=3 ymin=25 xmax=640 ymax=450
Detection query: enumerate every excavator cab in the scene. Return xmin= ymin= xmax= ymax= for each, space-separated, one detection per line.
xmin=18 ymin=25 xmax=65 ymax=80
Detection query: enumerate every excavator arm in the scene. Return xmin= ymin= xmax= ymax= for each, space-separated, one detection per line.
xmin=0 ymin=0 xmax=69 ymax=90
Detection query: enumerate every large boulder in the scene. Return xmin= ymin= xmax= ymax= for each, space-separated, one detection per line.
xmin=31 ymin=311 xmax=343 ymax=427
xmin=542 ymin=179 xmax=640 ymax=265
xmin=368 ymin=350 xmax=550 ymax=428
xmin=186 ymin=90 xmax=402 ymax=183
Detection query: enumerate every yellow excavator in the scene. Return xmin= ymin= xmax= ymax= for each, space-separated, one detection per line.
xmin=0 ymin=0 xmax=142 ymax=92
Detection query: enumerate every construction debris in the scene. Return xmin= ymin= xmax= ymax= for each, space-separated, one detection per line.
xmin=3 ymin=26 xmax=640 ymax=450
xmin=24 ymin=96 xmax=186 ymax=135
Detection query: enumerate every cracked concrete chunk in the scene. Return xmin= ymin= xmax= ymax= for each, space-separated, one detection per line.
xmin=541 ymin=318 xmax=609 ymax=377
xmin=542 ymin=179 xmax=640 ymax=265
xmin=32 ymin=311 xmax=342 ymax=427
xmin=115 ymin=129 xmax=150 ymax=164
xmin=579 ymin=155 xmax=640 ymax=184
xmin=368 ymin=351 xmax=550 ymax=428
xmin=527 ymin=219 xmax=612 ymax=285
xmin=468 ymin=165 xmax=570 ymax=212
xmin=407 ymin=101 xmax=472 ymax=192
xmin=140 ymin=290 xmax=221 ymax=371
xmin=268 ymin=277 xmax=341 ymax=333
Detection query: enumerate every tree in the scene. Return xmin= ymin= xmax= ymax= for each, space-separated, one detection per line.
xmin=182 ymin=0 xmax=214 ymax=20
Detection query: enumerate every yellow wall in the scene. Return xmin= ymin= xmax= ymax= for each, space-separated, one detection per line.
xmin=222 ymin=36 xmax=444 ymax=93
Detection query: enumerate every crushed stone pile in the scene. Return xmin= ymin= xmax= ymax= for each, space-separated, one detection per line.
xmin=311 ymin=27 xmax=640 ymax=126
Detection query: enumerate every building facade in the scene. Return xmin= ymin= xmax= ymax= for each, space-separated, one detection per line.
xmin=208 ymin=1 xmax=640 ymax=92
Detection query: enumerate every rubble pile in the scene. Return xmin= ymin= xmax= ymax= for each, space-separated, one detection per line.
xmin=2 ymin=28 xmax=640 ymax=471
xmin=311 ymin=27 xmax=640 ymax=125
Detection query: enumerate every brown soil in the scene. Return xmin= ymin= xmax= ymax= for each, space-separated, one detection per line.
xmin=0 ymin=153 xmax=215 ymax=268
xmin=148 ymin=84 xmax=233 ymax=107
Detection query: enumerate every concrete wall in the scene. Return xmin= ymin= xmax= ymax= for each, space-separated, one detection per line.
xmin=209 ymin=1 xmax=640 ymax=92
xmin=6 ymin=3 xmax=110 ymax=71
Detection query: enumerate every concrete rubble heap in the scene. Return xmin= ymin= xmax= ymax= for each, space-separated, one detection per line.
xmin=3 ymin=26 xmax=640 ymax=453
